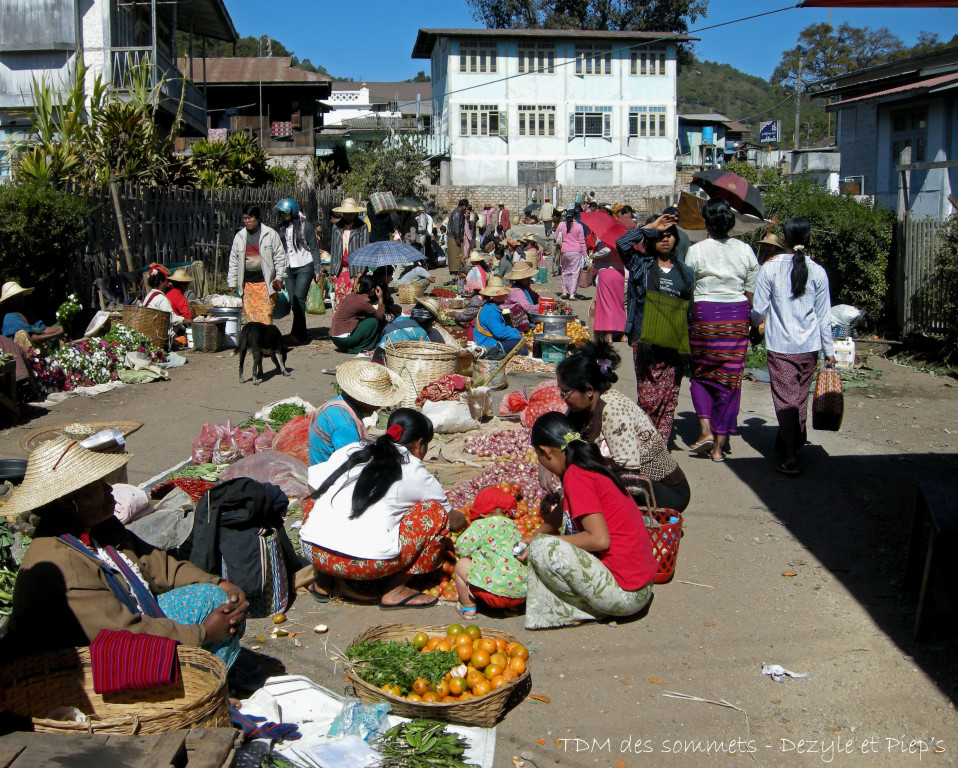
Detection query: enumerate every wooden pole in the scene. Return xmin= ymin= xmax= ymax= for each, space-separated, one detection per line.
xmin=110 ymin=181 xmax=136 ymax=273
xmin=473 ymin=334 xmax=532 ymax=388
xmin=213 ymin=233 xmax=220 ymax=294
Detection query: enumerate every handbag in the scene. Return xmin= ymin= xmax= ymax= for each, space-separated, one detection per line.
xmin=369 ymin=191 xmax=397 ymax=215
xmin=812 ymin=364 xmax=844 ymax=431
xmin=306 ymin=278 xmax=326 ymax=314
xmin=639 ymin=290 xmax=690 ymax=353
xmin=272 ymin=288 xmax=291 ymax=319
xmin=221 ymin=529 xmax=290 ymax=618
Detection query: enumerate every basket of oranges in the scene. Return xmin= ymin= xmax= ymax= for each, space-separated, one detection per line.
xmin=344 ymin=623 xmax=531 ymax=727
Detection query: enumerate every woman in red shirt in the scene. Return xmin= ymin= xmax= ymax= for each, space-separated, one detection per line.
xmin=520 ymin=411 xmax=656 ymax=629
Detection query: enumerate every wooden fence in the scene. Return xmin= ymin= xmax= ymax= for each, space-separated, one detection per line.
xmin=70 ymin=183 xmax=345 ymax=298
xmin=896 ymin=215 xmax=949 ymax=336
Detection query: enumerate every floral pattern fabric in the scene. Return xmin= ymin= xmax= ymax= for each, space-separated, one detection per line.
xmin=307 ymin=501 xmax=449 ymax=580
xmin=157 ymin=583 xmax=242 ymax=668
xmin=635 ymin=357 xmax=681 ymax=444
xmin=524 ymin=535 xmax=652 ymax=630
xmin=243 ymin=281 xmax=275 ymax=325
xmin=454 ymin=517 xmax=527 ymax=599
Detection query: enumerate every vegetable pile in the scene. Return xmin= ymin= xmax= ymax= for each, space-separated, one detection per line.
xmin=462 ymin=429 xmax=532 ymax=460
xmin=241 ymin=403 xmax=307 ymax=434
xmin=374 ymin=719 xmax=478 ymax=768
xmin=346 ymin=640 xmax=459 ymax=695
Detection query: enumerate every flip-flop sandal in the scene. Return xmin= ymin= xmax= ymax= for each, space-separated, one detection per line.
xmin=711 ymin=454 xmax=726 ymax=463
xmin=378 ymin=593 xmax=439 ymax=611
xmin=306 ymin=583 xmax=332 ymax=603
xmin=455 ymin=601 xmax=478 ymax=619
xmin=776 ymin=463 xmax=801 ymax=476
xmin=688 ymin=439 xmax=714 ymax=455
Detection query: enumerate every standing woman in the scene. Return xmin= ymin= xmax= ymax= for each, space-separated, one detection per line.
xmin=555 ymin=205 xmax=588 ymax=301
xmin=275 ymin=198 xmax=322 ymax=345
xmin=329 ymin=198 xmax=369 ymax=278
xmin=228 ymin=204 xmax=287 ymax=325
xmin=752 ymin=217 xmax=835 ymax=476
xmin=633 ymin=216 xmax=695 ymax=445
xmin=684 ymin=199 xmax=759 ymax=462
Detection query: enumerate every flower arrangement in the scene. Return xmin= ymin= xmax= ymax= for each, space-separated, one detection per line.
xmin=55 ymin=293 xmax=82 ymax=327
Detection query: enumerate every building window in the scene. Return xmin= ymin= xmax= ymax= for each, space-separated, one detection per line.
xmin=460 ymin=104 xmax=505 ymax=137
xmin=630 ymin=46 xmax=667 ymax=76
xmin=570 ymin=106 xmax=612 ymax=138
xmin=458 ymin=42 xmax=498 ymax=74
xmin=518 ymin=105 xmax=556 ymax=136
xmin=517 ymin=43 xmax=555 ymax=74
xmin=891 ymin=108 xmax=927 ymax=164
xmin=629 ymin=106 xmax=668 ymax=138
xmin=574 ymin=44 xmax=612 ymax=76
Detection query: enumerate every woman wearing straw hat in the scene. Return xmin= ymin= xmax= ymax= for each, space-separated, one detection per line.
xmin=7 ymin=438 xmax=249 ymax=664
xmin=329 ymin=197 xmax=369 ymax=278
xmin=503 ymin=262 xmax=540 ymax=333
xmin=0 ymin=281 xmax=64 ymax=347
xmin=474 ymin=276 xmax=528 ymax=358
xmin=165 ymin=268 xmax=195 ymax=323
xmin=302 ymin=408 xmax=467 ymax=608
xmin=307 ymin=359 xmax=410 ymax=465
xmin=755 ymin=231 xmax=785 ymax=265
xmin=464 ymin=250 xmax=489 ymax=293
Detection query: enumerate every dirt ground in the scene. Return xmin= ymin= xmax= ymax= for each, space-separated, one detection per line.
xmin=2 ymin=267 xmax=957 ymax=768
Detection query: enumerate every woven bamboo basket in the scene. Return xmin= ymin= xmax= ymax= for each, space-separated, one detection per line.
xmin=191 ymin=320 xmax=226 ymax=353
xmin=347 ymin=624 xmax=532 ymax=727
xmin=1 ymin=646 xmax=230 ymax=735
xmin=397 ymin=283 xmax=426 ymax=304
xmin=121 ymin=305 xmax=171 ymax=349
xmin=384 ymin=341 xmax=458 ymax=408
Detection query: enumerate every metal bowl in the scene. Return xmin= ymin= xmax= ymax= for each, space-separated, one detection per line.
xmin=528 ymin=312 xmax=572 ymax=334
xmin=0 ymin=459 xmax=27 ymax=484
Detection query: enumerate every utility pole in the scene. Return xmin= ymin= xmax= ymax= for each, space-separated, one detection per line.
xmin=794 ymin=49 xmax=803 ymax=151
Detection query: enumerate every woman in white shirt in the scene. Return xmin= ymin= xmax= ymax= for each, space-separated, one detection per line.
xmin=301 ymin=409 xmax=467 ymax=609
xmin=684 ymin=199 xmax=760 ymax=463
xmin=142 ymin=264 xmax=185 ymax=329
xmin=752 ymin=217 xmax=835 ymax=476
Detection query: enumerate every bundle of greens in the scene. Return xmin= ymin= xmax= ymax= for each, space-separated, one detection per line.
xmin=346 ymin=640 xmax=459 ymax=695
xmin=242 ymin=403 xmax=307 ymax=434
xmin=374 ymin=719 xmax=478 ymax=768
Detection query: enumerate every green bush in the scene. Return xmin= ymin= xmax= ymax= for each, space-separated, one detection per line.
xmin=267 ymin=164 xmax=300 ymax=186
xmin=0 ymin=181 xmax=89 ymax=318
xmin=930 ymin=213 xmax=958 ymax=359
xmin=723 ymin=161 xmax=758 ymax=184
xmin=749 ymin=177 xmax=896 ymax=331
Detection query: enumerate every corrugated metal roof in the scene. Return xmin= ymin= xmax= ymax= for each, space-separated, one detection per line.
xmin=413 ymin=28 xmax=695 ymax=58
xmin=178 ymin=57 xmax=331 ymax=85
xmin=332 ymin=81 xmax=432 ymax=101
xmin=830 ymin=71 xmax=958 ymax=106
xmin=679 ymin=113 xmax=732 ymax=122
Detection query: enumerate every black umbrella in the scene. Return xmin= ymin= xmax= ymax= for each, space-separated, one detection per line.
xmin=691 ymin=169 xmax=765 ymax=220
xmin=524 ymin=203 xmax=542 ymax=215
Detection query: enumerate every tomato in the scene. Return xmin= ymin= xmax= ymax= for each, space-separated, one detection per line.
xmin=412 ymin=632 xmax=429 ymax=650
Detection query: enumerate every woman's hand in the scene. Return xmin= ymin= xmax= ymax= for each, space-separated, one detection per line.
xmin=314 ymin=272 xmax=323 ymax=284
xmin=647 ymin=214 xmax=678 ymax=232
xmin=271 ymin=279 xmax=284 ymax=292
xmin=218 ymin=580 xmax=246 ymax=606
xmin=203 ymin=595 xmax=249 ymax=643
xmin=373 ymin=285 xmax=384 ymax=301
xmin=825 ymin=355 xmax=836 ymax=366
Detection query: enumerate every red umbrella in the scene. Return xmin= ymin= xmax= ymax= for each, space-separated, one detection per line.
xmin=579 ymin=211 xmax=628 ymax=248
xmin=691 ymin=170 xmax=765 ymax=220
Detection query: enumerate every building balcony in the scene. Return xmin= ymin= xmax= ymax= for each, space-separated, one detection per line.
xmin=111 ymin=47 xmax=207 ymax=134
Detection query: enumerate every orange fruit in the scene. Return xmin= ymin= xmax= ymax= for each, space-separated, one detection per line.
xmin=490 ymin=674 xmax=509 ymax=689
xmin=489 ymin=652 xmax=508 ymax=669
xmin=471 ymin=650 xmax=491 ymax=670
xmin=484 ymin=663 xmax=504 ymax=680
xmin=449 ymin=677 xmax=468 ymax=695
xmin=459 ymin=691 xmax=474 ymax=701
xmin=435 ymin=640 xmax=453 ymax=653
xmin=456 ymin=644 xmax=474 ymax=663
xmin=466 ymin=669 xmax=484 ymax=688
xmin=413 ymin=632 xmax=429 ymax=650
xmin=422 ymin=691 xmax=441 ymax=703
xmin=454 ymin=632 xmax=473 ymax=647
xmin=510 ymin=644 xmax=529 ymax=660
xmin=435 ymin=679 xmax=450 ymax=697
xmin=426 ymin=637 xmax=441 ymax=651
xmin=509 ymin=656 xmax=527 ymax=675
xmin=495 ymin=638 xmax=507 ymax=654
xmin=441 ymin=695 xmax=456 ymax=702
xmin=502 ymin=667 xmax=519 ymax=682
xmin=407 ymin=693 xmax=423 ymax=702
xmin=464 ymin=624 xmax=482 ymax=640
xmin=472 ymin=679 xmax=492 ymax=696
xmin=380 ymin=683 xmax=401 ymax=697
xmin=412 ymin=678 xmax=430 ymax=696
xmin=447 ymin=623 xmax=464 ymax=636
xmin=477 ymin=638 xmax=497 ymax=654
xmin=506 ymin=641 xmax=518 ymax=655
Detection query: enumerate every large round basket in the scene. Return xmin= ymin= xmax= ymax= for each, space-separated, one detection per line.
xmin=121 ymin=305 xmax=171 ymax=349
xmin=397 ymin=283 xmax=426 ymax=305
xmin=384 ymin=341 xmax=458 ymax=408
xmin=0 ymin=646 xmax=230 ymax=735
xmin=347 ymin=624 xmax=531 ymax=728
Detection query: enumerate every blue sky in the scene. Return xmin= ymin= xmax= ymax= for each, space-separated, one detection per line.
xmin=221 ymin=0 xmax=958 ymax=83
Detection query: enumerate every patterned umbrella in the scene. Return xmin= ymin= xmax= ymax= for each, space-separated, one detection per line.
xmin=347 ymin=240 xmax=422 ymax=269
xmin=691 ymin=169 xmax=765 ymax=220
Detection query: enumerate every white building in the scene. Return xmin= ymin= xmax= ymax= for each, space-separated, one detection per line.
xmin=412 ymin=28 xmax=691 ymax=194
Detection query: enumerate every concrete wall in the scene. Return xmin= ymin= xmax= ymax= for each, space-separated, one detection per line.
xmin=431 ymin=184 xmax=675 ymax=217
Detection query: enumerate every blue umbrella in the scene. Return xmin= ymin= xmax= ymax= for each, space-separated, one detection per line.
xmin=347 ymin=240 xmax=423 ymax=269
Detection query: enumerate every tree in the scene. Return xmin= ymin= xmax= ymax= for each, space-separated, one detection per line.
xmin=406 ymin=70 xmax=431 ymax=83
xmin=465 ymin=0 xmax=708 ymax=63
xmin=342 ymin=134 xmax=429 ymax=199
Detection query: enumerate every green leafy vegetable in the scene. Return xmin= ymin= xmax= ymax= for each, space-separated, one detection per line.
xmin=346 ymin=640 xmax=459 ymax=694
xmin=374 ymin=719 xmax=478 ymax=768
xmin=268 ymin=403 xmax=307 ymax=427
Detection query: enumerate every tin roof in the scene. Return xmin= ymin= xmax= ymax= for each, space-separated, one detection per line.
xmin=177 ymin=57 xmax=331 ymax=85
xmin=827 ymin=71 xmax=958 ymax=108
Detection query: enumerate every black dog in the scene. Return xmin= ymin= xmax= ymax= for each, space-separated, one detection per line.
xmin=234 ymin=322 xmax=290 ymax=385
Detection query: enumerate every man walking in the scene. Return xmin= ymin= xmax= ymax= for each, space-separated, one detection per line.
xmin=447 ymin=198 xmax=468 ymax=273
xmin=540 ymin=197 xmax=554 ymax=236
xmin=496 ymin=200 xmax=511 ymax=232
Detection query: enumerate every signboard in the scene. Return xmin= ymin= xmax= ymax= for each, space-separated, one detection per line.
xmin=759 ymin=120 xmax=781 ymax=144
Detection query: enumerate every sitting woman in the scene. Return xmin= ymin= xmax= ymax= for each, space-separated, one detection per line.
xmin=451 ymin=288 xmax=483 ymax=342
xmin=503 ymin=262 xmax=540 ymax=332
xmin=301 ymin=409 xmax=467 ymax=609
xmin=308 ymin=360 xmax=408 ymax=465
xmin=372 ymin=265 xmax=401 ymax=322
xmin=372 ymin=307 xmax=444 ymax=364
xmin=329 ymin=274 xmax=386 ymax=353
xmin=464 ymin=251 xmax=489 ymax=293
xmin=0 ymin=281 xmax=64 ymax=348
xmin=142 ymin=264 xmax=185 ymax=329
xmin=165 ymin=268 xmax=196 ymax=323
xmin=520 ymin=412 xmax=656 ymax=630
xmin=556 ymin=342 xmax=691 ymax=513
xmin=474 ymin=276 xmax=528 ymax=359
xmin=7 ymin=438 xmax=247 ymax=664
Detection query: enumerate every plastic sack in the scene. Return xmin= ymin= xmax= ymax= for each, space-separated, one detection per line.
xmin=253 ymin=396 xmax=317 ymax=422
xmin=328 ymin=700 xmax=391 ymax=742
xmin=520 ymin=381 xmax=566 ymax=428
xmin=192 ymin=423 xmax=217 ymax=465
xmin=273 ymin=415 xmax=310 ymax=465
xmin=306 ymin=279 xmax=326 ymax=315
xmin=220 ymin=450 xmax=309 ymax=501
xmin=272 ymin=288 xmax=291 ymax=320
xmin=127 ymin=487 xmax=195 ymax=552
xmin=254 ymin=424 xmax=276 ymax=453
xmin=830 ymin=304 xmax=862 ymax=326
xmin=498 ymin=388 xmax=529 ymax=416
xmin=212 ymin=419 xmax=242 ymax=465
xmin=421 ymin=399 xmax=480 ymax=434
xmin=112 ymin=483 xmax=153 ymax=524
xmin=234 ymin=426 xmax=259 ymax=458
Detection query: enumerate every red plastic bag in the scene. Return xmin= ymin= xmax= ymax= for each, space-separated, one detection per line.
xmin=235 ymin=426 xmax=259 ymax=458
xmin=498 ymin=389 xmax=529 ymax=416
xmin=254 ymin=424 xmax=276 ymax=453
xmin=273 ymin=415 xmax=310 ymax=465
xmin=192 ymin=423 xmax=217 ymax=465
xmin=520 ymin=382 xmax=566 ymax=428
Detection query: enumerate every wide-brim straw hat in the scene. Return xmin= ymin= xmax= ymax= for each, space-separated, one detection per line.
xmin=483 ymin=241 xmax=497 ymax=254
xmin=519 ymin=232 xmax=537 ymax=243
xmin=5 ymin=436 xmax=133 ymax=518
xmin=414 ymin=296 xmax=443 ymax=323
xmin=757 ymin=232 xmax=783 ymax=249
xmin=336 ymin=360 xmax=410 ymax=409
xmin=468 ymin=251 xmax=488 ymax=263
xmin=168 ymin=268 xmax=193 ymax=283
xmin=0 ymin=282 xmax=34 ymax=305
xmin=505 ymin=262 xmax=537 ymax=282
xmin=524 ymin=248 xmax=539 ymax=259
xmin=480 ymin=275 xmax=510 ymax=297
xmin=333 ymin=197 xmax=366 ymax=214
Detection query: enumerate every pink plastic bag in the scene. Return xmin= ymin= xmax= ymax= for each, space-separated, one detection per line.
xmin=254 ymin=424 xmax=276 ymax=453
xmin=273 ymin=416 xmax=310 ymax=465
xmin=192 ymin=423 xmax=217 ymax=465
xmin=211 ymin=419 xmax=241 ymax=465
xmin=235 ymin=426 xmax=258 ymax=458
xmin=219 ymin=450 xmax=309 ymax=500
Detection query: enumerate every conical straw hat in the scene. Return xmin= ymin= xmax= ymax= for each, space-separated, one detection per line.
xmin=5 ymin=436 xmax=132 ymax=518
xmin=336 ymin=360 xmax=410 ymax=408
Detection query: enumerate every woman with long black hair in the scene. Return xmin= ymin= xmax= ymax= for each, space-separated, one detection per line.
xmin=555 ymin=205 xmax=588 ymax=300
xmin=752 ymin=217 xmax=835 ymax=476
xmin=519 ymin=412 xmax=657 ymax=630
xmin=301 ymin=409 xmax=467 ymax=608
